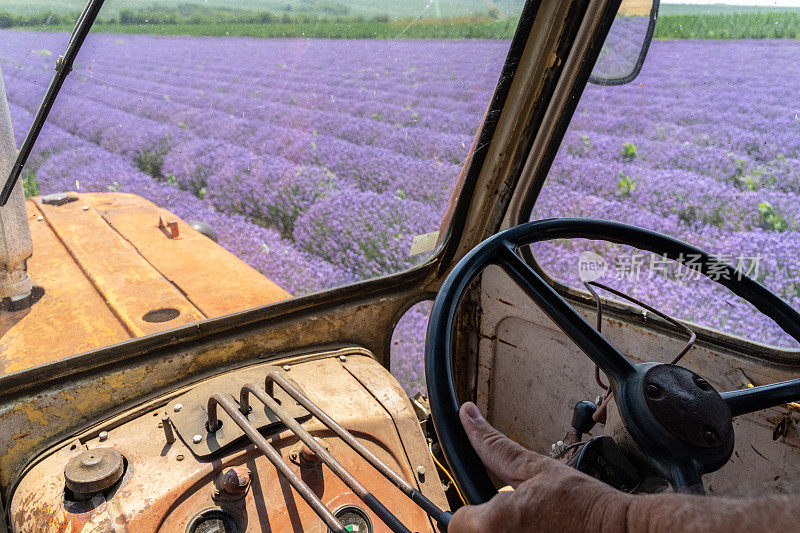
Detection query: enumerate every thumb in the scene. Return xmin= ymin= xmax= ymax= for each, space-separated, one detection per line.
xmin=459 ymin=402 xmax=541 ymax=488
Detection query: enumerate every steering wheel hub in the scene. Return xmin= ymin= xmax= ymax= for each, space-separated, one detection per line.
xmin=642 ymin=365 xmax=733 ymax=449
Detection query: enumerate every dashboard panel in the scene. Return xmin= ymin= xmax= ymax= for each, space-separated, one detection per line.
xmin=9 ymin=349 xmax=446 ymax=532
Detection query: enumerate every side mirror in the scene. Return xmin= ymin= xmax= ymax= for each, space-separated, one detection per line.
xmin=589 ymin=0 xmax=660 ymax=86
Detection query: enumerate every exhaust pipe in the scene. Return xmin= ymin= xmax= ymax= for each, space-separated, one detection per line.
xmin=0 ymin=66 xmax=34 ymax=310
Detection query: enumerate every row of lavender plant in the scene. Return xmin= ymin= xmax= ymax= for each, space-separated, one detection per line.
xmin=534 ymin=39 xmax=800 ymax=355
xmin=2 ymin=32 xmax=799 ymax=395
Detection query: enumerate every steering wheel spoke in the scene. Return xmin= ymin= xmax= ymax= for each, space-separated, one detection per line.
xmin=720 ymin=379 xmax=800 ymax=417
xmin=496 ymin=243 xmax=635 ymax=384
xmin=667 ymin=460 xmax=705 ymax=494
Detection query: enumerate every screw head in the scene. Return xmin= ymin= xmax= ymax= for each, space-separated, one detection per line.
xmin=193 ymin=434 xmax=202 ymax=444
xmin=98 ymin=431 xmax=108 ymax=442
xmin=417 ymin=465 xmax=426 ymax=476
xmin=173 ymin=404 xmax=183 ymax=413
xmin=37 ymin=215 xmax=43 ymax=221
xmin=339 ymin=355 xmax=347 ymax=362
xmin=282 ymin=365 xmax=291 ymax=371
xmin=176 ymin=454 xmax=184 ymax=461
xmin=82 ymin=205 xmax=89 ymax=211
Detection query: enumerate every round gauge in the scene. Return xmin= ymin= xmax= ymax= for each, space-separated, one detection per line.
xmin=330 ymin=505 xmax=373 ymax=533
xmin=187 ymin=509 xmax=238 ymax=533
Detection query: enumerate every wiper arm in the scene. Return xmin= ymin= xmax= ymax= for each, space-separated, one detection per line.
xmin=0 ymin=0 xmax=106 ymax=206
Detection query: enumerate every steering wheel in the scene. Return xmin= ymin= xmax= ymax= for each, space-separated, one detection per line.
xmin=426 ymin=218 xmax=800 ymax=503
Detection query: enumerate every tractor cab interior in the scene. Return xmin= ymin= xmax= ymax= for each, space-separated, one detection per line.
xmin=2 ymin=0 xmax=800 ymax=531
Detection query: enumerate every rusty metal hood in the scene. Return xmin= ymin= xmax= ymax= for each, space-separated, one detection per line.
xmin=0 ymin=191 xmax=291 ymax=375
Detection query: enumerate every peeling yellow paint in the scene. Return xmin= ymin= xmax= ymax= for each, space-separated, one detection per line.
xmin=188 ymin=341 xmax=243 ymax=372
xmin=105 ymin=365 xmax=148 ymax=389
xmin=18 ymin=402 xmax=48 ymax=426
xmin=73 ymin=389 xmax=113 ymax=417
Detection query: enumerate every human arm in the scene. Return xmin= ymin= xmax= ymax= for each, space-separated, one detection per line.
xmin=449 ymin=402 xmax=798 ymax=532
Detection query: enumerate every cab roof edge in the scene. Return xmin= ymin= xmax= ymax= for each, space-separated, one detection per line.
xmin=0 ymin=0 xmax=106 ymax=207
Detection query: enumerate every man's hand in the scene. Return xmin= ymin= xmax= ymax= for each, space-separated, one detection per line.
xmin=449 ymin=402 xmax=631 ymax=532
xmin=448 ymin=402 xmax=800 ymax=533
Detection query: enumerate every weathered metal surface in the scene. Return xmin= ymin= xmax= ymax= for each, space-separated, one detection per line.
xmin=8 ymin=353 xmax=444 ymax=532
xmin=261 ymin=370 xmax=450 ymax=530
xmin=0 ymin=203 xmax=131 ymax=374
xmin=206 ymin=391 xmax=348 ymax=531
xmin=37 ymin=195 xmax=206 ymax=336
xmin=101 ymin=194 xmax=291 ymax=317
xmin=0 ymin=192 xmax=292 ymax=374
xmin=170 ymin=366 xmax=309 ymax=457
xmin=341 ymin=357 xmax=450 ymax=517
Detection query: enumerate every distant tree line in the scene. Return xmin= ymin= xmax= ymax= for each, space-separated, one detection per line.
xmin=654 ymin=12 xmax=800 ymax=39
xmin=115 ymin=9 xmax=382 ymax=26
xmin=0 ymin=7 xmax=392 ymax=29
xmin=4 ymin=7 xmax=800 ymax=40
xmin=0 ymin=11 xmax=78 ymax=29
xmin=116 ymin=2 xmax=357 ymax=25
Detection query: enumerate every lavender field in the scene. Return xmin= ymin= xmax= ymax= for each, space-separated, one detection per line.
xmin=1 ymin=31 xmax=799 ymax=394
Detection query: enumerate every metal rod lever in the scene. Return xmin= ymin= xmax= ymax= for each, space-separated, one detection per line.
xmin=206 ymin=393 xmax=347 ymax=533
xmin=240 ymin=383 xmax=411 ymax=533
xmin=265 ymin=371 xmax=453 ymax=531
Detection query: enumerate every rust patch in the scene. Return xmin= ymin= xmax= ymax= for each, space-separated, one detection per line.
xmin=1 ymin=192 xmax=292 ymax=375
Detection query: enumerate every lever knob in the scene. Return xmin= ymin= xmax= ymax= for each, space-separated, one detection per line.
xmin=571 ymin=400 xmax=599 ymax=435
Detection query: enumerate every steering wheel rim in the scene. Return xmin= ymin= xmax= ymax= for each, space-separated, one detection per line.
xmin=426 ymin=218 xmax=800 ymax=504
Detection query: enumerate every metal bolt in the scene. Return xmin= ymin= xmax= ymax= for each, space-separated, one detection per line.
xmin=162 ymin=415 xmax=175 ymax=444
xmin=193 ymin=434 xmax=203 ymax=444
xmin=416 ymin=465 xmax=426 ymax=476
xmin=703 ymin=428 xmax=718 ymax=445
xmin=36 ymin=215 xmax=43 ymax=221
xmin=176 ymin=454 xmax=184 ymax=461
xmin=339 ymin=355 xmax=347 ymax=362
xmin=694 ymin=376 xmax=712 ymax=391
xmin=82 ymin=205 xmax=89 ymax=211
xmin=173 ymin=404 xmax=183 ymax=413
xmin=216 ymin=467 xmax=251 ymax=498
xmin=282 ymin=365 xmax=291 ymax=371
xmin=98 ymin=431 xmax=108 ymax=442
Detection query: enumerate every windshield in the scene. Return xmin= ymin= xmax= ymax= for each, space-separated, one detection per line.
xmin=0 ymin=1 xmax=518 ymax=373
xmin=530 ymin=2 xmax=800 ymax=350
